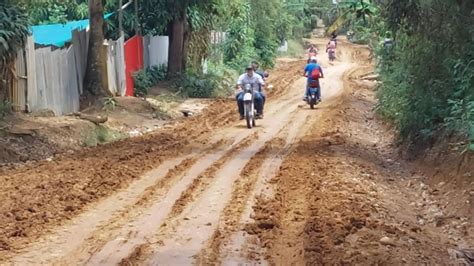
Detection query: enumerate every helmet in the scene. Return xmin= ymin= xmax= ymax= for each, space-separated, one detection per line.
xmin=245 ymin=64 xmax=254 ymax=70
xmin=310 ymin=56 xmax=317 ymax=62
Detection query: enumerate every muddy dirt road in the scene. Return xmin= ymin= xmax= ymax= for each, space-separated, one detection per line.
xmin=1 ymin=39 xmax=472 ymax=265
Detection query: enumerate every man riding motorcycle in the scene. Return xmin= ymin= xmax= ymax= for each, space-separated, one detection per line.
xmin=326 ymin=39 xmax=337 ymax=62
xmin=303 ymin=56 xmax=324 ymax=102
xmin=236 ymin=65 xmax=266 ymax=120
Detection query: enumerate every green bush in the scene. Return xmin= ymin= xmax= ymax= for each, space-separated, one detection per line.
xmin=174 ymin=68 xmax=234 ymax=98
xmin=132 ymin=64 xmax=167 ymax=97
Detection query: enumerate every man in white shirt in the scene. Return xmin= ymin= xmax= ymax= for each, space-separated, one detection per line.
xmin=236 ymin=65 xmax=266 ymax=119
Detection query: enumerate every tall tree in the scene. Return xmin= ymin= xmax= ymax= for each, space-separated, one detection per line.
xmin=167 ymin=0 xmax=188 ymax=75
xmin=163 ymin=0 xmax=218 ymax=76
xmin=84 ymin=0 xmax=108 ymax=96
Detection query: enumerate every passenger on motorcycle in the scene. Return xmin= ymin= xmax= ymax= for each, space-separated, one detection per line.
xmin=303 ymin=56 xmax=324 ymax=102
xmin=251 ymin=61 xmax=266 ymax=80
xmin=236 ymin=65 xmax=266 ymax=120
xmin=251 ymin=61 xmax=267 ymax=111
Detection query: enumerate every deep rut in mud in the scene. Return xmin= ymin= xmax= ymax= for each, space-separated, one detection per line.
xmin=2 ymin=39 xmax=472 ymax=265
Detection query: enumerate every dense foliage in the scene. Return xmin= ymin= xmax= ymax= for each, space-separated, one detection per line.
xmin=0 ymin=1 xmax=29 ymax=101
xmin=19 ymin=0 xmax=88 ymax=24
xmin=375 ymin=0 xmax=474 ymax=149
xmin=0 ymin=3 xmax=29 ymax=69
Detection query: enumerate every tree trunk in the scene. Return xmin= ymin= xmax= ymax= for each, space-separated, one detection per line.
xmin=84 ymin=0 xmax=108 ymax=96
xmin=167 ymin=9 xmax=187 ymax=76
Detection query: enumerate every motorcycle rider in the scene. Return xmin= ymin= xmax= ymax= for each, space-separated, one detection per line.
xmin=236 ymin=65 xmax=266 ymax=120
xmin=326 ymin=38 xmax=337 ymax=62
xmin=308 ymin=44 xmax=318 ymax=54
xmin=307 ymin=44 xmax=318 ymax=63
xmin=303 ymin=56 xmax=324 ymax=102
xmin=326 ymin=37 xmax=337 ymax=51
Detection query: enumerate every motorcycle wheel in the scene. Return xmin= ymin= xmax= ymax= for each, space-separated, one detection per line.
xmin=244 ymin=102 xmax=252 ymax=129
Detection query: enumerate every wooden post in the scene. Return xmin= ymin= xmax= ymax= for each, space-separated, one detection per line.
xmin=119 ymin=0 xmax=124 ymax=37
xmin=134 ymin=0 xmax=141 ymax=35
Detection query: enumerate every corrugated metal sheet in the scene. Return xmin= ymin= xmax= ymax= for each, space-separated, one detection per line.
xmin=29 ymin=46 xmax=80 ymax=115
xmin=26 ymin=36 xmax=37 ymax=112
xmin=116 ymin=36 xmax=126 ymax=96
xmin=106 ymin=40 xmax=119 ymax=95
xmin=147 ymin=36 xmax=169 ymax=67
xmin=124 ymin=35 xmax=144 ymax=96
xmin=11 ymin=49 xmax=27 ymax=111
xmin=106 ymin=36 xmax=126 ymax=96
xmin=72 ymin=30 xmax=89 ymax=95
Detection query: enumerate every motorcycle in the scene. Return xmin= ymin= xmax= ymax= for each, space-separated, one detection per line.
xmin=243 ymin=84 xmax=257 ymax=129
xmin=328 ymin=48 xmax=336 ymax=62
xmin=306 ymin=80 xmax=320 ymax=109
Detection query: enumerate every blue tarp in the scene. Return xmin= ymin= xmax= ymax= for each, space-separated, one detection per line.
xmin=31 ymin=13 xmax=113 ymax=47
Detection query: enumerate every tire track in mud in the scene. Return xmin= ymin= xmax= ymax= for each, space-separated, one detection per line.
xmin=142 ymin=87 xmax=317 ymax=265
xmin=82 ymin=132 xmax=258 ymax=266
xmin=121 ymin=139 xmax=285 ymax=266
xmin=221 ymin=109 xmax=317 ymax=264
xmin=110 ymin=101 xmax=306 ymax=265
xmin=9 ymin=135 xmax=244 ymax=265
xmin=169 ymin=133 xmax=257 ymax=218
xmin=12 ymin=146 xmax=207 ymax=265
xmin=227 ymin=41 xmax=359 ymax=264
xmin=195 ymin=137 xmax=286 ymax=265
xmin=60 ymin=157 xmax=199 ymax=264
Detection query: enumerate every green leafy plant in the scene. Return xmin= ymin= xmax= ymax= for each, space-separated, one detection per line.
xmin=0 ymin=3 xmax=29 ymax=69
xmin=132 ymin=64 xmax=167 ymax=97
xmin=174 ymin=68 xmax=234 ymax=98
xmin=102 ymin=97 xmax=118 ymax=111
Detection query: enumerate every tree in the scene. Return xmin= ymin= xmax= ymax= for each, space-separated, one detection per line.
xmin=326 ymin=0 xmax=377 ymax=34
xmin=163 ymin=0 xmax=219 ymax=76
xmin=84 ymin=0 xmax=108 ymax=96
xmin=250 ymin=0 xmax=281 ymax=68
xmin=0 ymin=1 xmax=29 ymax=101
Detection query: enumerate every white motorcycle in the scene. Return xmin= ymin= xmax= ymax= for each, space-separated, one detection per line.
xmin=243 ymin=84 xmax=257 ymax=129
